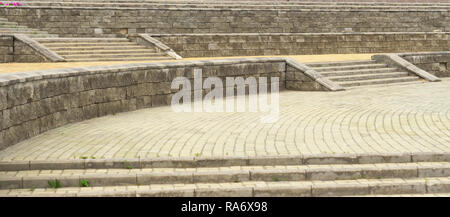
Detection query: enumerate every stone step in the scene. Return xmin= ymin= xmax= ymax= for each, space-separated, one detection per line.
xmin=1 ymin=177 xmax=449 ymax=197
xmin=313 ymin=64 xmax=389 ymax=72
xmin=307 ymin=60 xmax=377 ymax=68
xmin=62 ymin=53 xmax=168 ymax=59
xmin=1 ymin=152 xmax=448 ymax=171
xmin=18 ymin=2 xmax=450 ymax=9
xmin=320 ymin=67 xmax=399 ymax=77
xmin=0 ymin=29 xmax=49 ymax=34
xmin=65 ymin=56 xmax=173 ymax=62
xmin=49 ymin=45 xmax=151 ymax=51
xmin=328 ymin=72 xmax=410 ymax=82
xmin=26 ymin=34 xmax=59 ymax=38
xmin=0 ymin=23 xmax=26 ymax=28
xmin=35 ymin=37 xmax=130 ymax=43
xmin=42 ymin=42 xmax=138 ymax=47
xmin=355 ymin=193 xmax=450 ymax=197
xmin=338 ymin=76 xmax=421 ymax=87
xmin=1 ymin=162 xmax=449 ymax=189
xmin=57 ymin=49 xmax=160 ymax=55
xmin=345 ymin=80 xmax=428 ymax=90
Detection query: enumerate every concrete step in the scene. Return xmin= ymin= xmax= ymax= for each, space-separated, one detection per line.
xmin=26 ymin=34 xmax=59 ymax=38
xmin=65 ymin=56 xmax=173 ymax=62
xmin=355 ymin=193 xmax=450 ymax=197
xmin=328 ymin=72 xmax=410 ymax=82
xmin=0 ymin=24 xmax=27 ymax=28
xmin=313 ymin=64 xmax=388 ymax=72
xmin=1 ymin=152 xmax=448 ymax=171
xmin=307 ymin=60 xmax=377 ymax=68
xmin=35 ymin=38 xmax=130 ymax=43
xmin=1 ymin=162 xmax=449 ymax=189
xmin=321 ymin=68 xmax=399 ymax=77
xmin=345 ymin=80 xmax=428 ymax=90
xmin=57 ymin=49 xmax=160 ymax=55
xmin=49 ymin=45 xmax=151 ymax=51
xmin=0 ymin=29 xmax=49 ymax=34
xmin=41 ymin=42 xmax=138 ymax=47
xmin=338 ymin=76 xmax=421 ymax=87
xmin=62 ymin=53 xmax=168 ymax=59
xmin=1 ymin=177 xmax=449 ymax=197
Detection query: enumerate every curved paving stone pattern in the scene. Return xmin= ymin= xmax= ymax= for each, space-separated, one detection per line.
xmin=1 ymin=79 xmax=449 ymax=161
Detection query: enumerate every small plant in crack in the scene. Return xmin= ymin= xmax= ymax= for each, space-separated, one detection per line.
xmin=80 ymin=179 xmax=90 ymax=187
xmin=123 ymin=160 xmax=132 ymax=169
xmin=48 ymin=179 xmax=62 ymax=189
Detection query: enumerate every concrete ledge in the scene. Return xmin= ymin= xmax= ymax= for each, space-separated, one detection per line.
xmin=372 ymin=53 xmax=441 ymax=82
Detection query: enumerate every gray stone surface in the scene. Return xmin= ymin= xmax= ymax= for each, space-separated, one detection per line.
xmin=1 ymin=6 xmax=449 ymax=37
xmin=400 ymin=52 xmax=450 ymax=78
xmin=152 ymin=33 xmax=450 ymax=57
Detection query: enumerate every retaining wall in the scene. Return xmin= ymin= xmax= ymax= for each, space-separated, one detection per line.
xmin=152 ymin=33 xmax=450 ymax=57
xmin=401 ymin=52 xmax=450 ymax=78
xmin=1 ymin=58 xmax=322 ymax=151
xmin=0 ymin=34 xmax=56 ymax=63
xmin=0 ymin=7 xmax=448 ymax=37
xmin=0 ymin=36 xmax=13 ymax=63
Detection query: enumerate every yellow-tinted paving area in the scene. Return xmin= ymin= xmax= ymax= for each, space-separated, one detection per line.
xmin=0 ymin=54 xmax=375 ymax=74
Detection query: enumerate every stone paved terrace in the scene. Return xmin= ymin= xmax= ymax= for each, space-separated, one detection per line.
xmin=1 ymin=77 xmax=449 ymax=161
xmin=0 ymin=54 xmax=375 ymax=74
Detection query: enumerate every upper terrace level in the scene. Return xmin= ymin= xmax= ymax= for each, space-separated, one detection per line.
xmin=8 ymin=0 xmax=450 ymax=9
xmin=1 ymin=0 xmax=449 ymax=37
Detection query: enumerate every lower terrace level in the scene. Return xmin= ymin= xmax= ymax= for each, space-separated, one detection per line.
xmin=1 ymin=78 xmax=449 ymax=161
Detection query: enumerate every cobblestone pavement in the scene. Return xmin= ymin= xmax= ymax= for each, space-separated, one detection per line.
xmin=1 ymin=79 xmax=449 ymax=161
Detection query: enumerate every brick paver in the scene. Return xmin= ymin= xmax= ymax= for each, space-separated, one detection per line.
xmin=0 ymin=79 xmax=449 ymax=161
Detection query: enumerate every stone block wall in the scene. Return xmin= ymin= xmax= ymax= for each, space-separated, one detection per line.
xmin=0 ymin=34 xmax=56 ymax=63
xmin=12 ymin=39 xmax=49 ymax=63
xmin=401 ymin=52 xmax=450 ymax=77
xmin=0 ymin=58 xmax=298 ymax=150
xmin=0 ymin=36 xmax=13 ymax=63
xmin=152 ymin=33 xmax=450 ymax=58
xmin=0 ymin=7 xmax=448 ymax=37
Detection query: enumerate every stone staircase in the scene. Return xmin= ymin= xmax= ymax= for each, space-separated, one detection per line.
xmin=34 ymin=38 xmax=173 ymax=62
xmin=0 ymin=17 xmax=57 ymax=38
xmin=0 ymin=16 xmax=173 ymax=62
xmin=0 ymin=153 xmax=449 ymax=197
xmin=307 ymin=60 xmax=425 ymax=89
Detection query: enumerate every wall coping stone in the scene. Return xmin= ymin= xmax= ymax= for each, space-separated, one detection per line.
xmin=372 ymin=54 xmax=442 ymax=82
xmin=398 ymin=51 xmax=450 ymax=57
xmin=9 ymin=34 xmax=66 ymax=62
xmin=129 ymin=34 xmax=182 ymax=60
